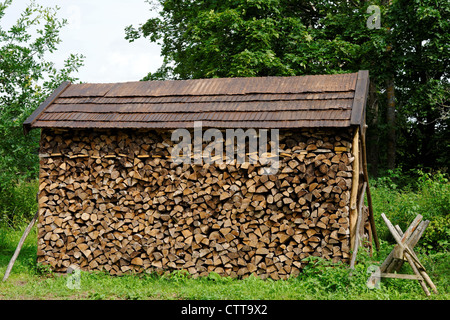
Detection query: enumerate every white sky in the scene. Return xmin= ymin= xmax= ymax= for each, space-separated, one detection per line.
xmin=2 ymin=0 xmax=163 ymax=83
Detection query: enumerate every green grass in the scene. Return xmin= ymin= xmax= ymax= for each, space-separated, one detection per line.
xmin=0 ymin=171 xmax=448 ymax=300
xmin=0 ymin=225 xmax=448 ymax=300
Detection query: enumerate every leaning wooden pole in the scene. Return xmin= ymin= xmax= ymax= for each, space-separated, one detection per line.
xmin=2 ymin=210 xmax=39 ymax=282
xmin=360 ymin=129 xmax=380 ymax=251
xmin=350 ymin=182 xmax=367 ymax=269
xmin=350 ymin=126 xmax=360 ymax=251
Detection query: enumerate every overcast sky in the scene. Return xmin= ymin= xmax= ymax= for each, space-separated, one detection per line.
xmin=2 ymin=0 xmax=163 ymax=83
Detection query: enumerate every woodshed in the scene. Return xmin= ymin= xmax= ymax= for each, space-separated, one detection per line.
xmin=23 ymin=71 xmax=377 ymax=279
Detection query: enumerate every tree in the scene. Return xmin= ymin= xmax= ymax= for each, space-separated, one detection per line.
xmin=385 ymin=0 xmax=449 ymax=170
xmin=125 ymin=0 xmax=370 ymax=80
xmin=0 ymin=0 xmax=84 ymax=189
xmin=126 ymin=0 xmax=449 ymax=173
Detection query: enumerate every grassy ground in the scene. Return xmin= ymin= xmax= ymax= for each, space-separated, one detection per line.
xmin=0 ymin=225 xmax=448 ymax=300
xmin=0 ymin=171 xmax=448 ymax=300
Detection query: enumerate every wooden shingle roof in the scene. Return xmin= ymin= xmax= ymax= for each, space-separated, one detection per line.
xmin=23 ymin=71 xmax=369 ymax=133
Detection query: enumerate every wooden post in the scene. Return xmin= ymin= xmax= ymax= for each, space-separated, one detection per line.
xmin=350 ymin=181 xmax=367 ymax=269
xmin=360 ymin=129 xmax=379 ymax=251
xmin=350 ymin=126 xmax=360 ymax=250
xmin=2 ymin=210 xmax=39 ymax=282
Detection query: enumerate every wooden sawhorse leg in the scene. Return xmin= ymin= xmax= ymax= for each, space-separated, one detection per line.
xmin=367 ymin=213 xmax=438 ymax=296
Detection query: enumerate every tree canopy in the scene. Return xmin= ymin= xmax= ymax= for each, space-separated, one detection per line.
xmin=126 ymin=0 xmax=449 ymax=174
xmin=0 ymin=0 xmax=84 ymax=188
xmin=126 ymin=0 xmax=372 ymax=79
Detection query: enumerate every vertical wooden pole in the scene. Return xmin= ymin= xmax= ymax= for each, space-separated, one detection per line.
xmin=350 ymin=182 xmax=367 ymax=269
xmin=361 ymin=129 xmax=380 ymax=251
xmin=350 ymin=126 xmax=360 ymax=251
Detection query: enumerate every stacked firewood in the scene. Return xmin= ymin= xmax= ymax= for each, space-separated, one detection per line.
xmin=37 ymin=127 xmax=354 ymax=279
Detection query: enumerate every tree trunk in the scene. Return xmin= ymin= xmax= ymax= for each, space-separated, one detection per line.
xmin=386 ymin=77 xmax=396 ymax=170
xmin=367 ymin=80 xmax=380 ymax=177
xmin=385 ymin=0 xmax=396 ymax=171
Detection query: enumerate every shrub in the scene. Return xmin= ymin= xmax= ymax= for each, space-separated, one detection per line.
xmin=0 ymin=179 xmax=39 ymax=227
xmin=421 ymin=215 xmax=450 ymax=252
xmin=416 ymin=171 xmax=450 ymax=219
xmin=371 ymin=170 xmax=449 ymax=253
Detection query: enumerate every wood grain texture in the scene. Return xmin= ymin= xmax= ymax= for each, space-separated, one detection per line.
xmin=36 ymin=127 xmax=363 ymax=279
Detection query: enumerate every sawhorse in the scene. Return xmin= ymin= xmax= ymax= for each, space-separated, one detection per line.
xmin=367 ymin=213 xmax=438 ymax=296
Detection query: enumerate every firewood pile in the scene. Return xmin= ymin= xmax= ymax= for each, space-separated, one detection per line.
xmin=37 ymin=127 xmax=354 ymax=279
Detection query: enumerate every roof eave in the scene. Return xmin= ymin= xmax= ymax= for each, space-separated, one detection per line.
xmin=350 ymin=70 xmax=369 ymax=131
xmin=22 ymin=71 xmax=370 ymax=131
xmin=23 ymin=81 xmax=71 ymax=135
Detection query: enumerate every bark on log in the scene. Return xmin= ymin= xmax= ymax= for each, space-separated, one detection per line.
xmin=36 ymin=127 xmax=357 ymax=279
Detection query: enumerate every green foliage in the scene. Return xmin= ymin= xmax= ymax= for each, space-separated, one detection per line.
xmin=0 ymin=0 xmax=84 ymax=191
xmin=35 ymin=262 xmax=53 ymax=277
xmin=0 ymin=179 xmax=38 ymax=227
xmin=125 ymin=0 xmax=377 ymax=80
xmin=298 ymin=256 xmax=352 ymax=293
xmin=416 ymin=171 xmax=450 ymax=216
xmin=126 ymin=0 xmax=449 ymax=172
xmin=422 ymin=216 xmax=450 ymax=252
xmin=371 ymin=170 xmax=450 ymax=252
xmin=385 ymin=0 xmax=450 ymax=170
xmin=162 ymin=269 xmax=192 ymax=282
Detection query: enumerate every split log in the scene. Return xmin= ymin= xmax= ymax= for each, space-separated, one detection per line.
xmin=36 ymin=127 xmax=355 ymax=278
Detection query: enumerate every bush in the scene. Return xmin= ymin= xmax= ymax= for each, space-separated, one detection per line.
xmin=421 ymin=215 xmax=450 ymax=252
xmin=415 ymin=170 xmax=450 ymax=253
xmin=416 ymin=171 xmax=450 ymax=218
xmin=371 ymin=170 xmax=449 ymax=253
xmin=0 ymin=179 xmax=39 ymax=228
